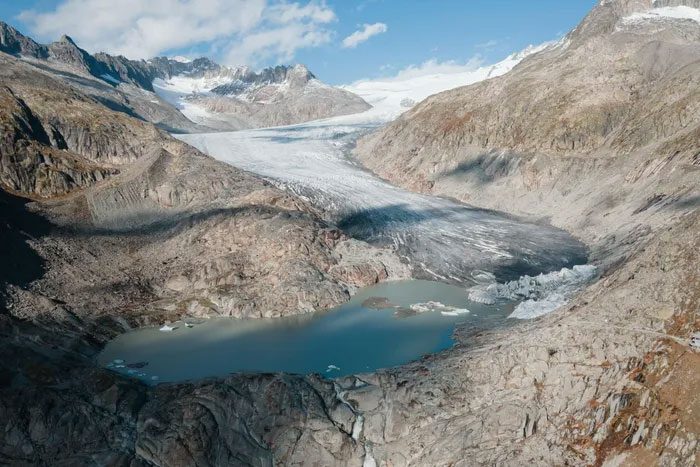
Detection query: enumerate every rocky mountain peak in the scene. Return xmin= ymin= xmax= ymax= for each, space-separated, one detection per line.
xmin=58 ymin=34 xmax=77 ymax=45
xmin=0 ymin=21 xmax=47 ymax=59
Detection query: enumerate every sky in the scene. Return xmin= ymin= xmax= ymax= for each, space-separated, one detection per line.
xmin=0 ymin=0 xmax=596 ymax=84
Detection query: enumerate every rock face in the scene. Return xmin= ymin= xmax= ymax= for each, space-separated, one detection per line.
xmin=346 ymin=0 xmax=700 ymax=464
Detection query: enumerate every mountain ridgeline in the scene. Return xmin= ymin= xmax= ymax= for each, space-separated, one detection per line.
xmin=0 ymin=21 xmax=370 ymax=131
xmin=0 ymin=21 xmax=303 ymax=92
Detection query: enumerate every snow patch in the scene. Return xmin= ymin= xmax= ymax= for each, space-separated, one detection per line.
xmin=622 ymin=6 xmax=700 ymax=25
xmin=170 ymin=55 xmax=192 ymax=63
xmin=468 ymin=265 xmax=598 ymax=319
xmin=100 ymin=73 xmax=120 ymax=84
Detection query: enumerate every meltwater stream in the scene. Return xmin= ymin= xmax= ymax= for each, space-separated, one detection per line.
xmin=177 ymin=120 xmax=587 ymax=283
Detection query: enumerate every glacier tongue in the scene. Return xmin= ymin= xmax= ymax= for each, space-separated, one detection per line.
xmin=468 ymin=265 xmax=598 ymax=319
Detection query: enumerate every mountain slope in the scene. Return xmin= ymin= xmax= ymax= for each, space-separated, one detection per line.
xmin=357 ymin=0 xmax=700 ymax=263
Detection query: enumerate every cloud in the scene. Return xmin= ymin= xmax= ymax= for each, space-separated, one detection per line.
xmin=474 ymin=39 xmax=499 ymax=50
xmin=387 ymin=56 xmax=484 ymax=81
xmin=18 ymin=0 xmax=336 ymax=66
xmin=341 ymin=22 xmax=387 ymax=48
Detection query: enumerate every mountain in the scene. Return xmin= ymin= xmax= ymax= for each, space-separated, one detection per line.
xmin=1 ymin=2 xmax=699 ymax=466
xmin=352 ymin=0 xmax=700 ymax=463
xmin=153 ymin=62 xmax=370 ymax=130
xmin=0 ymin=21 xmax=370 ymax=132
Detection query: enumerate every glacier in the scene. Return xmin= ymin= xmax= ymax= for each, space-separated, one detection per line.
xmin=176 ymin=41 xmax=590 ymax=292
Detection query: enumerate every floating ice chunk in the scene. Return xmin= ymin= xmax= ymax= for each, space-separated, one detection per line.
xmin=440 ymin=309 xmax=470 ymax=317
xmin=410 ymin=301 xmax=470 ymax=316
xmin=326 ymin=365 xmax=341 ymax=372
xmin=151 ymin=376 xmax=160 ymax=381
xmin=159 ymin=324 xmax=177 ymax=332
xmin=112 ymin=359 xmax=124 ymax=364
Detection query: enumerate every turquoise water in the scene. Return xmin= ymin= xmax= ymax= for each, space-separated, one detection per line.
xmin=98 ymin=280 xmax=516 ymax=384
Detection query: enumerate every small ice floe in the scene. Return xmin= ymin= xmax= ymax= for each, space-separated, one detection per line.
xmin=185 ymin=322 xmax=194 ymax=328
xmin=410 ymin=301 xmax=470 ymax=316
xmin=112 ymin=359 xmax=124 ymax=364
xmin=440 ymin=309 xmax=469 ymax=317
xmin=159 ymin=324 xmax=177 ymax=332
xmin=150 ymin=376 xmax=160 ymax=381
xmin=690 ymin=332 xmax=700 ymax=349
xmin=326 ymin=365 xmax=341 ymax=372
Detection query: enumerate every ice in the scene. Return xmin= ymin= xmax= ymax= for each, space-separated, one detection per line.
xmin=326 ymin=364 xmax=341 ymax=372
xmin=178 ymin=123 xmax=587 ymax=283
xmin=467 ymin=265 xmax=598 ymax=319
xmin=159 ymin=324 xmax=176 ymax=332
xmin=174 ymin=41 xmax=587 ymax=285
xmin=410 ymin=301 xmax=470 ymax=316
xmin=690 ymin=332 xmax=700 ymax=349
xmin=340 ymin=42 xmax=556 ymax=124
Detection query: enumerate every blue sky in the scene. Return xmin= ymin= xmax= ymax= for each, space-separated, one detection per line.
xmin=1 ymin=0 xmax=596 ymax=84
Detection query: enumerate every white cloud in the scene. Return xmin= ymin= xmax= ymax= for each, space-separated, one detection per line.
xmin=341 ymin=22 xmax=387 ymax=48
xmin=474 ymin=39 xmax=499 ymax=50
xmin=387 ymin=56 xmax=484 ymax=81
xmin=18 ymin=0 xmax=336 ymax=66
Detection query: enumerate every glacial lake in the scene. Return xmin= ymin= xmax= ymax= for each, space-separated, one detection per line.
xmin=98 ymin=280 xmax=517 ymax=385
